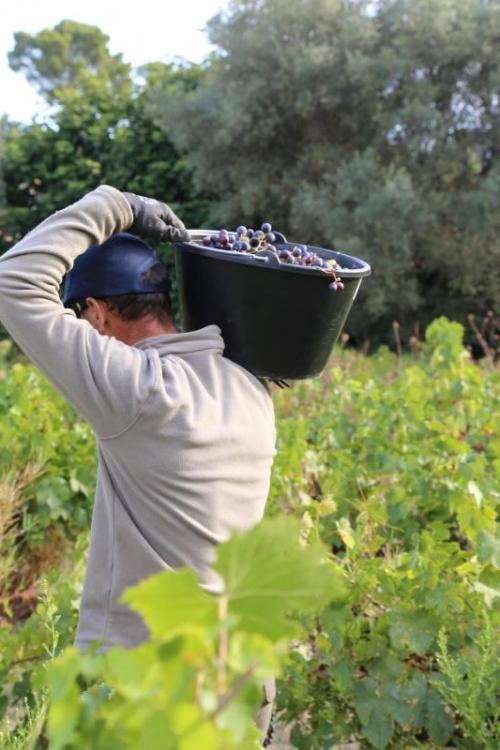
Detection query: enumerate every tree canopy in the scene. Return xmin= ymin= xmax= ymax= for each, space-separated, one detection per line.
xmin=0 ymin=23 xmax=209 ymax=254
xmin=8 ymin=20 xmax=131 ymax=102
xmin=1 ymin=3 xmax=499 ymax=347
xmin=150 ymin=0 xmax=500 ymax=344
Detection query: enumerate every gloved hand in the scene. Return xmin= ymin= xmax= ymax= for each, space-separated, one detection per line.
xmin=122 ymin=192 xmax=191 ymax=243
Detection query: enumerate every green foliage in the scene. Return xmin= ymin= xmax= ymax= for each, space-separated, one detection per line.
xmin=0 ymin=695 xmax=47 ymax=750
xmin=0 ymin=347 xmax=96 ymax=546
xmin=269 ymin=318 xmax=499 ymax=748
xmin=0 ymin=318 xmax=497 ymax=749
xmin=125 ymin=517 xmax=344 ymax=643
xmin=8 ymin=20 xmax=131 ymax=102
xmin=0 ymin=537 xmax=86 ymax=743
xmin=0 ymin=22 xmax=209 ymax=260
xmin=4 ymin=7 xmax=500 ymax=346
xmin=43 ymin=517 xmax=336 ymax=749
xmin=432 ymin=613 xmax=499 ymax=750
xmin=0 ymin=339 xmax=94 ymax=738
xmin=151 ymin=0 xmax=500 ymax=345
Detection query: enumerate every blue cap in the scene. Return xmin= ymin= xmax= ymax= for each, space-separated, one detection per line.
xmin=62 ymin=233 xmax=169 ymax=305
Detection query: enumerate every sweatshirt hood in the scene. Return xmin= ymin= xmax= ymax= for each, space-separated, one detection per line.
xmin=133 ymin=324 xmax=225 ymax=357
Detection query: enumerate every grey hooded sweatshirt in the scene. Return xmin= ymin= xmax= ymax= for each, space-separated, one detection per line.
xmin=0 ymin=186 xmax=276 ymax=649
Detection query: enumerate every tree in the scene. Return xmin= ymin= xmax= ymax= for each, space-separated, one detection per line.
xmin=150 ymin=0 xmax=500 ymax=346
xmin=0 ymin=22 xmax=209 ymax=256
xmin=8 ymin=20 xmax=131 ymax=103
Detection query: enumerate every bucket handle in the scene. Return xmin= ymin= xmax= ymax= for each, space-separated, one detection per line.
xmin=273 ymin=231 xmax=287 ymax=243
xmin=252 ymin=249 xmax=281 ymax=267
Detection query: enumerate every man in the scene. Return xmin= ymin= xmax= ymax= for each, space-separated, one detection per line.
xmin=0 ymin=185 xmax=276 ymax=739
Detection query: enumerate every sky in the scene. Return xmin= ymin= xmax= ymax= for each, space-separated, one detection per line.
xmin=0 ymin=0 xmax=226 ymax=122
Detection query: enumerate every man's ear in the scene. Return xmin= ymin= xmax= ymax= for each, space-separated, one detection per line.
xmin=85 ymin=297 xmax=109 ymax=334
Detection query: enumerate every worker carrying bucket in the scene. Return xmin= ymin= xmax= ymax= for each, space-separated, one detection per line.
xmin=0 ymin=186 xmax=277 ymax=744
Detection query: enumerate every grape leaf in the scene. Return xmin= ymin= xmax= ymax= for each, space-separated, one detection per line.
xmin=122 ymin=568 xmax=217 ymax=640
xmin=425 ymin=688 xmax=454 ymax=745
xmin=214 ymin=516 xmax=345 ymax=641
xmin=355 ymin=679 xmax=394 ymax=749
xmin=45 ymin=647 xmax=82 ymax=703
xmin=477 ymin=530 xmax=500 ymax=569
xmin=363 ymin=712 xmax=394 ymax=750
xmin=467 ymin=480 xmax=483 ymax=508
xmin=473 ymin=581 xmax=500 ymax=608
xmin=47 ymin=683 xmax=80 ymax=750
xmin=46 ymin=649 xmax=83 ymax=750
xmin=138 ymin=710 xmax=177 ymax=750
xmin=389 ymin=610 xmax=438 ymax=655
xmin=141 ymin=704 xmax=221 ymax=750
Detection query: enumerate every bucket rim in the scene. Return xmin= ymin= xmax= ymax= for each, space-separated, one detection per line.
xmin=175 ymin=229 xmax=371 ymax=278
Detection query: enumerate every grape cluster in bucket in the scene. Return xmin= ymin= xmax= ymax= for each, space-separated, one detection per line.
xmin=200 ymin=223 xmax=344 ymax=291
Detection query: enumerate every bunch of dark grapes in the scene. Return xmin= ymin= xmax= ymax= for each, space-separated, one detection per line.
xmin=201 ymin=224 xmax=274 ymax=253
xmin=200 ymin=223 xmax=344 ymax=291
xmin=276 ymin=244 xmax=344 ymax=291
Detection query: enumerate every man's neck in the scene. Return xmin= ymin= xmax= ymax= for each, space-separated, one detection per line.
xmin=117 ymin=317 xmax=177 ymax=345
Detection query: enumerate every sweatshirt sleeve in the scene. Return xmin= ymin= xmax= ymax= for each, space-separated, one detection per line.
xmin=0 ymin=185 xmax=160 ymax=439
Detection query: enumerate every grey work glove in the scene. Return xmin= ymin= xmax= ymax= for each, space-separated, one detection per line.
xmin=123 ymin=192 xmax=191 ymax=243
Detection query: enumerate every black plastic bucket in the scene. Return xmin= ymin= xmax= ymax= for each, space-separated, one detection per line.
xmin=173 ymin=231 xmax=371 ymax=379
